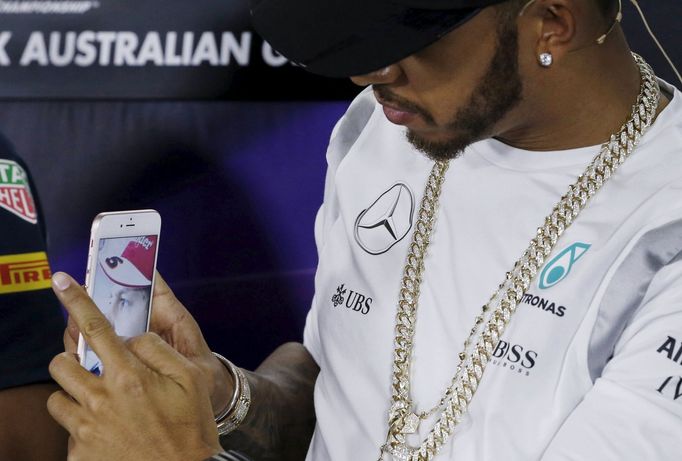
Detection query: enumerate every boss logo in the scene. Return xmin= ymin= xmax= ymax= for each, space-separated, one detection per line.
xmin=491 ymin=340 xmax=538 ymax=377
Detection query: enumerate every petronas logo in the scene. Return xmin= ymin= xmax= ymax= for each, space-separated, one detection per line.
xmin=538 ymin=242 xmax=590 ymax=289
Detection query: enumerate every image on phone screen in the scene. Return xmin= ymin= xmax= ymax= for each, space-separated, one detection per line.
xmin=82 ymin=235 xmax=158 ymax=376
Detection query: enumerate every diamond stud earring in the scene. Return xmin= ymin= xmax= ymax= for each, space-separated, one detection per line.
xmin=539 ymin=52 xmax=553 ymax=67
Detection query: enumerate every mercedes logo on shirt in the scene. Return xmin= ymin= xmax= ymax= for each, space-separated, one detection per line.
xmin=354 ymin=183 xmax=415 ymax=255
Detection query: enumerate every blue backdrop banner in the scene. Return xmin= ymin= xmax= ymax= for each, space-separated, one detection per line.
xmin=0 ymin=0 xmax=359 ymax=99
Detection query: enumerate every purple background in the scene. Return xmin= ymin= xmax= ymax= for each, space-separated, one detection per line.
xmin=0 ymin=101 xmax=351 ymax=369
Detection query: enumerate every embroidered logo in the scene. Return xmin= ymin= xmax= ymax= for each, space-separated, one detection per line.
xmin=490 ymin=340 xmax=539 ymax=377
xmin=330 ymin=283 xmax=372 ymax=315
xmin=0 ymin=251 xmax=52 ymax=294
xmin=657 ymin=376 xmax=682 ymax=402
xmin=538 ymin=242 xmax=590 ymax=289
xmin=655 ymin=336 xmax=682 ymax=402
xmin=354 ymin=183 xmax=414 ymax=255
xmin=520 ymin=292 xmax=567 ymax=318
xmin=331 ymin=284 xmax=346 ymax=307
xmin=0 ymin=159 xmax=37 ymax=224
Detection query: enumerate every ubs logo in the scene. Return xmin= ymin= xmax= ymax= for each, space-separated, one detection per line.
xmin=354 ymin=183 xmax=414 ymax=255
xmin=330 ymin=283 xmax=372 ymax=315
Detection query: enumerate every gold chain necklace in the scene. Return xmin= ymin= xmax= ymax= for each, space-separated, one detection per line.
xmin=379 ymin=53 xmax=660 ymax=461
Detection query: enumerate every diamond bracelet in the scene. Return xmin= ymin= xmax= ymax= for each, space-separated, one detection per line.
xmin=212 ymin=352 xmax=251 ymax=436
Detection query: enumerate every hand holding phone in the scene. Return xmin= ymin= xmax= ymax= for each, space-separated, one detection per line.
xmin=77 ymin=210 xmax=161 ymax=375
xmin=48 ymin=272 xmax=222 ymax=461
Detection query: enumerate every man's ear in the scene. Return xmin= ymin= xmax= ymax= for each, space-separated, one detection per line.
xmin=525 ymin=0 xmax=578 ymax=64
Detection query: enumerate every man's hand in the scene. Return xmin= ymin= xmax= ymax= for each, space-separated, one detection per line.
xmin=64 ymin=272 xmax=235 ymax=416
xmin=48 ymin=272 xmax=221 ymax=461
xmin=61 ymin=271 xmax=319 ymax=460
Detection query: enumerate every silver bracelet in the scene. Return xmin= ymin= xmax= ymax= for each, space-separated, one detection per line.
xmin=212 ymin=352 xmax=251 ymax=436
xmin=203 ymin=450 xmax=252 ymax=461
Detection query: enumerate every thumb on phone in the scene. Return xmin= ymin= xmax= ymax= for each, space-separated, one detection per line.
xmin=149 ymin=272 xmax=198 ymax=335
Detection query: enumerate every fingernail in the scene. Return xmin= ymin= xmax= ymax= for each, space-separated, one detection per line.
xmin=52 ymin=272 xmax=71 ymax=291
xmin=375 ymin=66 xmax=392 ymax=77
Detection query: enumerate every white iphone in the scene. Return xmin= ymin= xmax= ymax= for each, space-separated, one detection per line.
xmin=77 ymin=210 xmax=161 ymax=375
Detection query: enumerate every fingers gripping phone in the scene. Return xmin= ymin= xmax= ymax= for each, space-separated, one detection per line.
xmin=77 ymin=210 xmax=161 ymax=375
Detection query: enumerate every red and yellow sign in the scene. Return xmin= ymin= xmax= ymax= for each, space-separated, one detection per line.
xmin=0 ymin=159 xmax=38 ymax=224
xmin=0 ymin=251 xmax=52 ymax=294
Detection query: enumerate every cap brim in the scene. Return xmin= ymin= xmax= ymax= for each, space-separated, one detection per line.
xmin=251 ymin=0 xmax=485 ymax=78
xmin=99 ymin=254 xmax=151 ymax=288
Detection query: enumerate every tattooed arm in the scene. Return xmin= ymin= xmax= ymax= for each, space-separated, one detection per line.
xmin=219 ymin=343 xmax=319 ymax=460
xmin=146 ymin=277 xmax=321 ymax=460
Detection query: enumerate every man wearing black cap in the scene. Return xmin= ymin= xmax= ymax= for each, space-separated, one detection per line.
xmin=46 ymin=1 xmax=682 ymax=460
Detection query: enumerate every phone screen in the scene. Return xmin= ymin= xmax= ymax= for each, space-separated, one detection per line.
xmin=81 ymin=234 xmax=158 ymax=376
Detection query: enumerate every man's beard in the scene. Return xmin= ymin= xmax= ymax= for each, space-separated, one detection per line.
xmin=404 ymin=18 xmax=523 ymax=162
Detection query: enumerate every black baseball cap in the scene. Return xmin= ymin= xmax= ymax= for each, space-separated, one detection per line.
xmin=250 ymin=0 xmax=508 ymax=78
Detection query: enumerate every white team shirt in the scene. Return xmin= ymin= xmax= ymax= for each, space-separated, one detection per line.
xmin=304 ymin=81 xmax=682 ymax=460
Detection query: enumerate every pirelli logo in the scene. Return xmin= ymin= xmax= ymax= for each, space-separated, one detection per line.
xmin=0 ymin=252 xmax=52 ymax=294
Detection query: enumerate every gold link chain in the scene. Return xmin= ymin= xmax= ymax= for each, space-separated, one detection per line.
xmin=380 ymin=54 xmax=660 ymax=461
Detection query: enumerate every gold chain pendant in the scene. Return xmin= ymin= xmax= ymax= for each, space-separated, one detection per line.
xmin=381 ymin=53 xmax=660 ymax=461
